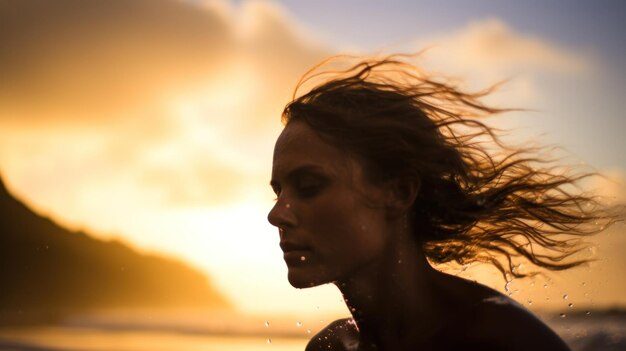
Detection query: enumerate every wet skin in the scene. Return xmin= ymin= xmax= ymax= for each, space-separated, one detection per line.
xmin=268 ymin=120 xmax=571 ymax=351
xmin=268 ymin=120 xmax=391 ymax=288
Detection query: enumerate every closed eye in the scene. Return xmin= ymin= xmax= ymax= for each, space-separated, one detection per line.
xmin=294 ymin=175 xmax=329 ymax=198
xmin=270 ymin=165 xmax=329 ymax=200
xmin=297 ymin=184 xmax=322 ymax=198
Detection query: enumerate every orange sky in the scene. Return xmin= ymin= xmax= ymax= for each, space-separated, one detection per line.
xmin=1 ymin=0 xmax=624 ymax=316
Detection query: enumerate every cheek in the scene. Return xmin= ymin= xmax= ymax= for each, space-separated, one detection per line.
xmin=309 ymin=194 xmax=357 ymax=234
xmin=308 ymin=198 xmax=387 ymax=265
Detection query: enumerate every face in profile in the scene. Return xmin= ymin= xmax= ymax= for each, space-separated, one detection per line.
xmin=268 ymin=120 xmax=392 ymax=288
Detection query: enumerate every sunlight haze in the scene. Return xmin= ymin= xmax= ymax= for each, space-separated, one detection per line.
xmin=1 ymin=0 xmax=624 ymax=319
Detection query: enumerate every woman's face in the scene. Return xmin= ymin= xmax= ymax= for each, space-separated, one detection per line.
xmin=268 ymin=120 xmax=391 ymax=288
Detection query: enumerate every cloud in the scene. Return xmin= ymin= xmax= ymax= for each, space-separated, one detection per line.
xmin=138 ymin=155 xmax=248 ymax=207
xmin=0 ymin=0 xmax=329 ymax=221
xmin=415 ymin=18 xmax=589 ymax=78
xmin=0 ymin=0 xmax=236 ymax=122
xmin=591 ymin=169 xmax=626 ymax=205
xmin=0 ymin=0 xmax=328 ymax=125
xmin=405 ymin=18 xmax=594 ymax=111
xmin=0 ymin=8 xmax=603 ymax=217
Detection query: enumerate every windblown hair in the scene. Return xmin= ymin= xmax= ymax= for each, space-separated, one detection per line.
xmin=281 ymin=54 xmax=619 ymax=280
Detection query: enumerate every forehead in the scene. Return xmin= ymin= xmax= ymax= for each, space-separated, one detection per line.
xmin=272 ymin=121 xmax=349 ymax=176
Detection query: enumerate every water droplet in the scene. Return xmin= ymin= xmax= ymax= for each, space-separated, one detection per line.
xmin=285 ymin=203 xmax=291 ymax=208
xmin=527 ymin=299 xmax=533 ymax=306
xmin=266 ymin=338 xmax=272 ymax=344
xmin=512 ymin=264 xmax=520 ymax=274
xmin=563 ymin=294 xmax=569 ymax=300
xmin=300 ymin=256 xmax=306 ymax=261
xmin=581 ymin=282 xmax=586 ymax=286
xmin=568 ymin=303 xmax=574 ymax=308
xmin=559 ymin=313 xmax=566 ymax=318
xmin=296 ymin=321 xmax=302 ymax=327
xmin=585 ymin=311 xmax=591 ymax=315
xmin=543 ymin=283 xmax=548 ymax=289
xmin=306 ymin=329 xmax=311 ymax=334
xmin=397 ymin=259 xmax=402 ymax=264
xmin=264 ymin=321 xmax=270 ymax=327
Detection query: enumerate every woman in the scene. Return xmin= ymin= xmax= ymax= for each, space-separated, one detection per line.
xmin=267 ymin=55 xmax=614 ymax=351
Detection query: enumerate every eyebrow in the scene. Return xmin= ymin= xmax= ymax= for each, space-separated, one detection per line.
xmin=269 ymin=164 xmax=326 ymax=188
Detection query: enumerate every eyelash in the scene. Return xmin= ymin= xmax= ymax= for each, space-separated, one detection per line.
xmin=271 ymin=186 xmax=321 ymax=201
xmin=272 ymin=188 xmax=281 ymax=201
xmin=271 ymin=178 xmax=326 ymax=201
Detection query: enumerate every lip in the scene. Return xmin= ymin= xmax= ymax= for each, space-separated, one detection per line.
xmin=280 ymin=241 xmax=312 ymax=264
xmin=280 ymin=241 xmax=310 ymax=252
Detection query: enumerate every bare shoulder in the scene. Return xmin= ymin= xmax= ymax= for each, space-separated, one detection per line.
xmin=466 ymin=295 xmax=571 ymax=351
xmin=305 ymin=318 xmax=359 ymax=351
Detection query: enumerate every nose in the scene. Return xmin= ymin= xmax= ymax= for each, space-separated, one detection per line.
xmin=267 ymin=199 xmax=297 ymax=228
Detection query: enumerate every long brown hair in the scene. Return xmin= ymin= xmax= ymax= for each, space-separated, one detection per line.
xmin=281 ymin=54 xmax=619 ymax=280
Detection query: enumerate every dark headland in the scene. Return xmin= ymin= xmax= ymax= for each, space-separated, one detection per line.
xmin=0 ymin=176 xmax=230 ymax=325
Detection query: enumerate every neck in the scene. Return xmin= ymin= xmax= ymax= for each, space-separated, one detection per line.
xmin=334 ymin=226 xmax=448 ymax=349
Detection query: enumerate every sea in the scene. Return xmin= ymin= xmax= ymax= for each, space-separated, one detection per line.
xmin=0 ymin=310 xmax=624 ymax=351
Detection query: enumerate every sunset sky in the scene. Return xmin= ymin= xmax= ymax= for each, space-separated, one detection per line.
xmin=1 ymin=0 xmax=625 ymax=318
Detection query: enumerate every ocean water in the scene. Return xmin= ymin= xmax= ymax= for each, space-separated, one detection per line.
xmin=548 ymin=311 xmax=626 ymax=351
xmin=0 ymin=327 xmax=306 ymax=351
xmin=0 ymin=311 xmax=624 ymax=351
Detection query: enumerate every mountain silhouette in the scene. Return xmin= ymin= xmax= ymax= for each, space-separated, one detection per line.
xmin=0 ymin=176 xmax=230 ymax=324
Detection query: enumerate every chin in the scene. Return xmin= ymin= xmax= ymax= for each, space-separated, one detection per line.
xmin=287 ymin=268 xmax=325 ymax=289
